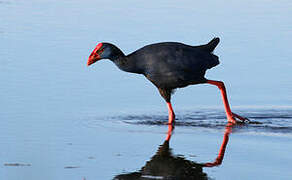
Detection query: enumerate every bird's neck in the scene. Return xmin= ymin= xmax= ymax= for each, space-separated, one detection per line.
xmin=108 ymin=45 xmax=125 ymax=61
xmin=112 ymin=56 xmax=142 ymax=74
xmin=110 ymin=47 xmax=143 ymax=74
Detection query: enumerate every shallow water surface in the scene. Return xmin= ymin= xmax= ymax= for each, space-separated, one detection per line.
xmin=1 ymin=0 xmax=292 ymax=179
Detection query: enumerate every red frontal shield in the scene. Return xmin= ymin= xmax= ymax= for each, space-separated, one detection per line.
xmin=87 ymin=43 xmax=103 ymax=66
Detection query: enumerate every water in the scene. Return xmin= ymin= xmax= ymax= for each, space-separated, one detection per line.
xmin=1 ymin=0 xmax=292 ymax=179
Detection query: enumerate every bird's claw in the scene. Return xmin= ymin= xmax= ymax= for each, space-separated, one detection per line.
xmin=229 ymin=112 xmax=250 ymax=124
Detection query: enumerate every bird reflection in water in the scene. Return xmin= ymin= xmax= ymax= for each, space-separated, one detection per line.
xmin=114 ymin=123 xmax=234 ymax=180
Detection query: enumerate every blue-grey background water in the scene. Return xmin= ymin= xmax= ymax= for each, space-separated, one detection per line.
xmin=1 ymin=0 xmax=292 ymax=179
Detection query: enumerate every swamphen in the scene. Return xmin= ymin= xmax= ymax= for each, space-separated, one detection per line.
xmin=87 ymin=38 xmax=247 ymax=124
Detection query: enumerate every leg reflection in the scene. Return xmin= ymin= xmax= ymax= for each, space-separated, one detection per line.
xmin=114 ymin=124 xmax=207 ymax=179
xmin=165 ymin=124 xmax=174 ymax=141
xmin=204 ymin=122 xmax=234 ymax=167
xmin=114 ymin=123 xmax=234 ymax=179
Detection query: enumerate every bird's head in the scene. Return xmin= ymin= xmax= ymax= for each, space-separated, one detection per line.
xmin=87 ymin=43 xmax=123 ymax=66
xmin=87 ymin=43 xmax=109 ymax=66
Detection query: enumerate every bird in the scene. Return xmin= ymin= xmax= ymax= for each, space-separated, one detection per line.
xmin=87 ymin=37 xmax=247 ymax=124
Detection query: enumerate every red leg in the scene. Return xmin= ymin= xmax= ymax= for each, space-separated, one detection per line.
xmin=167 ymin=102 xmax=175 ymax=124
xmin=206 ymin=80 xmax=246 ymax=123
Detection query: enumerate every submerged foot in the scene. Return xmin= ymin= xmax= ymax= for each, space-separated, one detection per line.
xmin=164 ymin=120 xmax=175 ymax=125
xmin=228 ymin=112 xmax=250 ymax=124
xmin=167 ymin=113 xmax=175 ymax=125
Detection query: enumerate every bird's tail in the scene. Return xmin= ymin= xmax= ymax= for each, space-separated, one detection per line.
xmin=204 ymin=37 xmax=220 ymax=52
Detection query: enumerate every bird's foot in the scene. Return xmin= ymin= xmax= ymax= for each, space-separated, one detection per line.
xmin=227 ymin=116 xmax=237 ymax=124
xmin=164 ymin=121 xmax=175 ymax=125
xmin=228 ymin=112 xmax=250 ymax=124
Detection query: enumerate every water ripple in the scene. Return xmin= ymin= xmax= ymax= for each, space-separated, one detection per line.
xmin=106 ymin=109 xmax=292 ymax=134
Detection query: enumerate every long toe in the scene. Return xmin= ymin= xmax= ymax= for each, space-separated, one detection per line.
xmin=232 ymin=112 xmax=250 ymax=123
